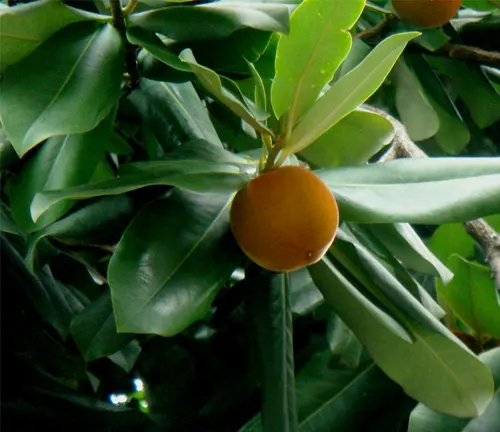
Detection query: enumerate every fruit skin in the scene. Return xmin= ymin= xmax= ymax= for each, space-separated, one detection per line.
xmin=392 ymin=0 xmax=461 ymax=29
xmin=230 ymin=165 xmax=339 ymax=273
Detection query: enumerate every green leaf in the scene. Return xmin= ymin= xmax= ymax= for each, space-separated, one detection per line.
xmin=108 ymin=190 xmax=244 ymax=336
xmin=247 ymin=60 xmax=267 ymax=114
xmin=286 ymin=31 xmax=419 ymax=155
xmin=31 ymin=157 xmax=251 ymax=223
xmin=368 ymin=223 xmax=453 ymax=283
xmin=271 ymin=0 xmax=364 ymax=123
xmin=26 ymin=196 xmax=134 ymax=272
xmin=326 ymin=313 xmax=363 ymax=369
xmin=298 ymin=109 xmax=394 ymax=168
xmin=309 ymin=256 xmax=494 ymax=417
xmin=180 ymin=49 xmax=272 ymax=136
xmin=438 ymin=256 xmax=500 ymax=338
xmin=7 ymin=107 xmax=116 ymax=232
xmin=289 ymin=268 xmax=324 ymax=316
xmin=409 ymin=347 xmax=500 ymax=432
xmin=127 ymin=2 xmax=290 ymax=42
xmin=70 ymin=290 xmax=134 ymax=362
xmin=108 ymin=340 xmax=142 ymax=373
xmin=246 ymin=267 xmax=298 ymax=432
xmin=129 ymin=78 xmax=223 ymax=148
xmin=462 ymin=0 xmax=498 ymax=11
xmin=426 ymin=57 xmax=500 ymax=129
xmin=296 ymin=351 xmax=400 ymax=431
xmin=317 ymin=157 xmax=500 ymax=224
xmin=0 ymin=22 xmax=124 ymax=156
xmin=0 ymin=0 xmax=97 ymax=72
xmin=392 ymin=58 xmax=440 ymax=142
xmin=427 ymin=223 xmax=475 ymax=263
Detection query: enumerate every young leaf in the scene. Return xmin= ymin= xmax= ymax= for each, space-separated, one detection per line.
xmin=245 ymin=267 xmax=298 ymax=432
xmin=108 ymin=190 xmax=244 ymax=336
xmin=309 ymin=256 xmax=494 ymax=418
xmin=70 ymin=290 xmax=135 ymax=362
xmin=0 ymin=0 xmax=97 ymax=72
xmin=271 ymin=0 xmax=364 ymax=123
xmin=409 ymin=347 xmax=500 ymax=432
xmin=299 ymin=109 xmax=394 ymax=168
xmin=127 ymin=2 xmax=290 ymax=42
xmin=180 ymin=49 xmax=272 ymax=136
xmin=317 ymin=157 xmax=500 ymax=224
xmin=438 ymin=256 xmax=500 ymax=338
xmin=285 ymin=31 xmax=419 ymax=155
xmin=0 ymin=22 xmax=124 ymax=156
xmin=31 ymin=158 xmax=251 ymax=223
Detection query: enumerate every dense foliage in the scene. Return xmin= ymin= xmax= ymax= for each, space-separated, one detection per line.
xmin=1 ymin=0 xmax=499 ymax=431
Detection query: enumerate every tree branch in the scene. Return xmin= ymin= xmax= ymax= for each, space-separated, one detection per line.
xmin=437 ymin=43 xmax=500 ymax=69
xmin=363 ymin=104 xmax=500 ymax=291
xmin=354 ymin=15 xmax=397 ymax=41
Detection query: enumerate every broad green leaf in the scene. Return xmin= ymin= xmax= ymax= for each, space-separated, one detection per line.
xmin=271 ymin=0 xmax=365 ymax=123
xmin=426 ymin=57 xmax=500 ymax=129
xmin=0 ymin=127 xmax=19 ymax=171
xmin=286 ymin=31 xmax=419 ymax=155
xmin=427 ymin=223 xmax=475 ymax=263
xmin=296 ymin=351 xmax=400 ymax=431
xmin=127 ymin=2 xmax=290 ymax=41
xmin=247 ymin=60 xmax=267 ymax=113
xmin=108 ymin=190 xmax=244 ymax=336
xmin=129 ymin=78 xmax=222 ymax=148
xmin=108 ymin=340 xmax=142 ymax=373
xmin=0 ymin=0 xmax=97 ymax=72
xmin=462 ymin=0 xmax=498 ymax=11
xmin=31 ymin=158 xmax=251 ymax=223
xmin=405 ymin=54 xmax=470 ymax=154
xmin=180 ymin=49 xmax=272 ymax=136
xmin=482 ymin=66 xmax=500 ymax=96
xmin=409 ymin=347 xmax=500 ymax=432
xmin=70 ymin=290 xmax=135 ymax=362
xmin=26 ymin=196 xmax=134 ymax=271
xmin=299 ymin=110 xmax=394 ymax=168
xmin=0 ymin=22 xmax=124 ymax=156
xmin=393 ymin=58 xmax=439 ymax=142
xmin=0 ymin=201 xmax=25 ymax=238
xmin=289 ymin=268 xmax=324 ymax=316
xmin=126 ymin=27 xmax=191 ymax=72
xmin=317 ymin=157 xmax=500 ymax=224
xmin=438 ymin=256 xmax=500 ymax=338
xmin=309 ymin=257 xmax=494 ymax=417
xmin=326 ymin=313 xmax=363 ymax=369
xmin=369 ymin=223 xmax=453 ymax=284
xmin=246 ymin=268 xmax=298 ymax=432
xmin=7 ymin=108 xmax=115 ymax=233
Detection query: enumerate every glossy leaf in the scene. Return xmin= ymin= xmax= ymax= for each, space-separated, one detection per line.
xmin=26 ymin=196 xmax=134 ymax=271
xmin=326 ymin=313 xmax=363 ymax=370
xmin=427 ymin=223 xmax=475 ymax=263
xmin=309 ymin=256 xmax=494 ymax=417
xmin=286 ymin=31 xmax=419 ymax=155
xmin=289 ymin=268 xmax=324 ymax=316
xmin=317 ymin=157 xmax=500 ymax=224
xmin=31 ymin=158 xmax=251 ymax=223
xmin=0 ymin=0 xmax=95 ymax=72
xmin=0 ymin=22 xmax=124 ymax=156
xmin=246 ymin=268 xmax=298 ymax=432
xmin=108 ymin=340 xmax=142 ymax=373
xmin=369 ymin=223 xmax=453 ymax=283
xmin=392 ymin=58 xmax=439 ymax=142
xmin=7 ymin=108 xmax=116 ymax=232
xmin=129 ymin=78 xmax=222 ymax=148
xmin=409 ymin=347 xmax=500 ymax=432
xmin=127 ymin=2 xmax=290 ymax=42
xmin=108 ymin=190 xmax=244 ymax=336
xmin=298 ymin=109 xmax=394 ymax=168
xmin=438 ymin=256 xmax=500 ymax=338
xmin=180 ymin=49 xmax=272 ymax=136
xmin=271 ymin=0 xmax=364 ymax=122
xmin=70 ymin=290 xmax=134 ymax=362
xmin=426 ymin=57 xmax=500 ymax=129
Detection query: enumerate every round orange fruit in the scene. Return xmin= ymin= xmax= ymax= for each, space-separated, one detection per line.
xmin=392 ymin=0 xmax=461 ymax=28
xmin=230 ymin=165 xmax=339 ymax=273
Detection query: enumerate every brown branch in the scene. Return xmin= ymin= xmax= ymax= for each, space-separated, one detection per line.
xmin=363 ymin=104 xmax=500 ymax=291
xmin=437 ymin=43 xmax=500 ymax=69
xmin=354 ymin=15 xmax=397 ymax=41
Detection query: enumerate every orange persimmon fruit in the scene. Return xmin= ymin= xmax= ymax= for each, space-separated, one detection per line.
xmin=392 ymin=0 xmax=462 ymax=28
xmin=230 ymin=165 xmax=339 ymax=273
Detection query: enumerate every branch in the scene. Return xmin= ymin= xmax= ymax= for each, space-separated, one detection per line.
xmin=363 ymin=104 xmax=500 ymax=291
xmin=437 ymin=43 xmax=500 ymax=69
xmin=354 ymin=15 xmax=397 ymax=41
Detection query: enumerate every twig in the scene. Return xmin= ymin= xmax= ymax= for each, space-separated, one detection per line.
xmin=109 ymin=0 xmax=126 ymax=32
xmin=363 ymin=104 xmax=500 ymax=291
xmin=354 ymin=15 xmax=397 ymax=41
xmin=437 ymin=43 xmax=500 ymax=69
